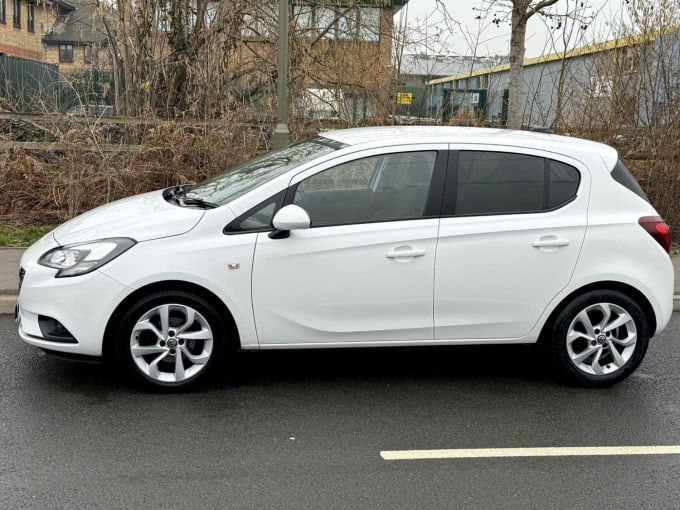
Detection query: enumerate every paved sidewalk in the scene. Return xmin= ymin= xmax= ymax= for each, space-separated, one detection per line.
xmin=1 ymin=247 xmax=679 ymax=315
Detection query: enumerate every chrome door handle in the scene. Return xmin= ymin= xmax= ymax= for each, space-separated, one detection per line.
xmin=386 ymin=248 xmax=425 ymax=258
xmin=532 ymin=237 xmax=569 ymax=248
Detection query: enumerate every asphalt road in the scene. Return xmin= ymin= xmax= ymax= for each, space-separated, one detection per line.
xmin=2 ymin=314 xmax=680 ymax=510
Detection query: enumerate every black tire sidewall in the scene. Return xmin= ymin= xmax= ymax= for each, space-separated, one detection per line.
xmin=550 ymin=290 xmax=649 ymax=387
xmin=114 ymin=290 xmax=224 ymax=390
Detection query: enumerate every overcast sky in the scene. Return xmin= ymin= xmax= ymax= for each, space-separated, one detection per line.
xmin=395 ymin=0 xmax=631 ymax=58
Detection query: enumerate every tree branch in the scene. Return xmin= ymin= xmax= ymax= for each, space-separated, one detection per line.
xmin=526 ymin=0 xmax=559 ymax=20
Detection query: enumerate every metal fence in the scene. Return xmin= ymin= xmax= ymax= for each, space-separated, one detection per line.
xmin=0 ymin=55 xmax=114 ymax=113
xmin=0 ymin=54 xmax=60 ymax=112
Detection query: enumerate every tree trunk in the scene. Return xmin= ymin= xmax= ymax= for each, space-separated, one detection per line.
xmin=507 ymin=2 xmax=528 ymax=129
xmin=506 ymin=0 xmax=559 ymax=130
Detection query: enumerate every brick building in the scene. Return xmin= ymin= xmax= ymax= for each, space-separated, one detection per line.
xmin=0 ymin=0 xmax=58 ymax=61
xmin=42 ymin=0 xmax=109 ymax=70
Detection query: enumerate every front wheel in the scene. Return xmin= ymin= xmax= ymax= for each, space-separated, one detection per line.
xmin=548 ymin=290 xmax=649 ymax=387
xmin=115 ymin=291 xmax=224 ymax=390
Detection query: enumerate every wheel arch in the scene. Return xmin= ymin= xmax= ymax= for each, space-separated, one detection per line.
xmin=102 ymin=280 xmax=241 ymax=361
xmin=538 ymin=281 xmax=657 ymax=344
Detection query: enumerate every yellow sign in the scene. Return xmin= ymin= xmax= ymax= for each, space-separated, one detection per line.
xmin=396 ymin=92 xmax=413 ymax=105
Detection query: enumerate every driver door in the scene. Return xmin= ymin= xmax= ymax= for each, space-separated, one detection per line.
xmin=251 ymin=146 xmax=447 ymax=347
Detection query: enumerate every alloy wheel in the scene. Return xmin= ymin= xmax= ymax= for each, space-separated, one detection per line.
xmin=129 ymin=303 xmax=214 ymax=384
xmin=566 ymin=302 xmax=637 ymax=376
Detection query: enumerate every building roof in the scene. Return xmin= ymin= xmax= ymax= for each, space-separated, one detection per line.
xmin=42 ymin=0 xmax=108 ymax=45
xmin=399 ymin=54 xmax=507 ymax=78
xmin=427 ymin=34 xmax=654 ymax=86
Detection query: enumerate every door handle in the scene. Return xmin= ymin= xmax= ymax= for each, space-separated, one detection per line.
xmin=532 ymin=237 xmax=569 ymax=248
xmin=386 ymin=248 xmax=425 ymax=258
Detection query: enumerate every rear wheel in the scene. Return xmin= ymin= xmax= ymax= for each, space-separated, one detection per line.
xmin=115 ymin=291 xmax=224 ymax=390
xmin=549 ymin=290 xmax=649 ymax=386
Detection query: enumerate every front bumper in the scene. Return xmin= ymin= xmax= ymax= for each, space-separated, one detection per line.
xmin=17 ymin=262 xmax=132 ymax=357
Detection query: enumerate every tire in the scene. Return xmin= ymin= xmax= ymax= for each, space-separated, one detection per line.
xmin=114 ymin=290 xmax=225 ymax=390
xmin=548 ymin=290 xmax=649 ymax=387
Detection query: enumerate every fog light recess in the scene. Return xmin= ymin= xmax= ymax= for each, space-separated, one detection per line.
xmin=38 ymin=316 xmax=77 ymax=343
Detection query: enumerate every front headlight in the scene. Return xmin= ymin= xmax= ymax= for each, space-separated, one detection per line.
xmin=38 ymin=238 xmax=136 ymax=277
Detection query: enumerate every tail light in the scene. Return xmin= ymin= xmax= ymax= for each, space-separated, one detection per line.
xmin=639 ymin=216 xmax=671 ymax=253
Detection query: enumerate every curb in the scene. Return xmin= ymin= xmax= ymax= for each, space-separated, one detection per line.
xmin=3 ymin=294 xmax=680 ymax=316
xmin=0 ymin=295 xmax=17 ymax=316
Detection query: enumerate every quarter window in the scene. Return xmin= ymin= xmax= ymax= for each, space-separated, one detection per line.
xmin=548 ymin=160 xmax=580 ymax=208
xmin=294 ymin=151 xmax=437 ymax=227
xmin=453 ymin=151 xmax=580 ymax=215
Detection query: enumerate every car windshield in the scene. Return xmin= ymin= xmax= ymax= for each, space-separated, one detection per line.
xmin=187 ymin=137 xmax=345 ymax=206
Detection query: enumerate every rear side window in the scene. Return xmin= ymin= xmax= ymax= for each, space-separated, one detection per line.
xmin=611 ymin=160 xmax=649 ymax=202
xmin=452 ymin=151 xmax=580 ymax=216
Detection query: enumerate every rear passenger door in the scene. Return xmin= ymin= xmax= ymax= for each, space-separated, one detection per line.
xmin=434 ymin=147 xmax=590 ymax=340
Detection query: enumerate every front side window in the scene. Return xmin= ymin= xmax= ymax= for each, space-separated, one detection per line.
xmin=293 ymin=151 xmax=437 ymax=227
xmin=452 ymin=151 xmax=580 ymax=215
xmin=59 ymin=44 xmax=74 ymax=63
xmin=12 ymin=0 xmax=19 ymax=27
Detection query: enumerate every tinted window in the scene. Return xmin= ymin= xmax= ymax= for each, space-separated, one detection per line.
xmin=611 ymin=160 xmax=649 ymax=202
xmin=456 ymin=152 xmax=545 ymax=214
xmin=452 ymin=152 xmax=580 ymax=215
xmin=548 ymin=160 xmax=580 ymax=208
xmin=294 ymin=151 xmax=437 ymax=226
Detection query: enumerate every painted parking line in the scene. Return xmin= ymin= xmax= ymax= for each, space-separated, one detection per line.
xmin=380 ymin=446 xmax=680 ymax=460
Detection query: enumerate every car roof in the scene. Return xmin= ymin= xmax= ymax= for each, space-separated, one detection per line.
xmin=321 ymin=126 xmax=618 ymax=169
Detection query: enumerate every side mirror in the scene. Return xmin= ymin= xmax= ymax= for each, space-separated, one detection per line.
xmin=270 ymin=205 xmax=311 ymax=238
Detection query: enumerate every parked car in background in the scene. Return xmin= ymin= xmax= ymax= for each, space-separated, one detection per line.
xmin=15 ymin=127 xmax=674 ymax=390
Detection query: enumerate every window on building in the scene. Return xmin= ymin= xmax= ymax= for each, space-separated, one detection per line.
xmin=59 ymin=44 xmax=74 ymax=63
xmin=27 ymin=1 xmax=34 ymax=32
xmin=241 ymin=4 xmax=277 ymax=39
xmin=293 ymin=5 xmax=380 ymax=42
xmin=0 ymin=0 xmax=6 ymax=24
xmin=12 ymin=0 xmax=19 ymax=28
xmin=84 ymin=45 xmax=98 ymax=64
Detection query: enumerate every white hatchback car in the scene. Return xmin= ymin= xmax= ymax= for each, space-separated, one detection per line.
xmin=16 ymin=127 xmax=674 ymax=389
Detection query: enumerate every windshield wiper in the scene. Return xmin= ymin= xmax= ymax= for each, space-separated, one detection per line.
xmin=164 ymin=185 xmax=218 ymax=209
xmin=181 ymin=196 xmax=219 ymax=209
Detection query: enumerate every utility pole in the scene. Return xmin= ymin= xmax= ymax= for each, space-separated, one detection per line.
xmin=273 ymin=0 xmax=290 ymax=148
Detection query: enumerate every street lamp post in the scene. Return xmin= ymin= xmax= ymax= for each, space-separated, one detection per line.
xmin=273 ymin=0 xmax=290 ymax=149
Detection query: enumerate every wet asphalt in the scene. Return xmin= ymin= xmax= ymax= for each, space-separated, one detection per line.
xmin=2 ymin=314 xmax=680 ymax=509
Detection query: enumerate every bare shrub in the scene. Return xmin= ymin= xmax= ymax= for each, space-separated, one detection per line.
xmin=621 ymin=133 xmax=680 ymax=234
xmin=0 ymin=118 xmax=261 ymax=227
